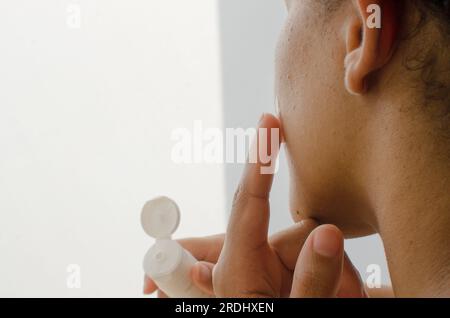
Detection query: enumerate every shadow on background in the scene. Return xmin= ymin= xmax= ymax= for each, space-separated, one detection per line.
xmin=218 ymin=0 xmax=290 ymax=232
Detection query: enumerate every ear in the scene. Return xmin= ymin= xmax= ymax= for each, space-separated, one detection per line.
xmin=344 ymin=0 xmax=402 ymax=95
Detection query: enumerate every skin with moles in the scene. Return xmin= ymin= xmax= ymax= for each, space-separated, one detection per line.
xmin=277 ymin=0 xmax=450 ymax=296
xmin=277 ymin=0 xmax=377 ymax=237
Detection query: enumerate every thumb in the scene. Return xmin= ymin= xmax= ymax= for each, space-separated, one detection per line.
xmin=290 ymin=225 xmax=344 ymax=298
xmin=191 ymin=261 xmax=215 ymax=295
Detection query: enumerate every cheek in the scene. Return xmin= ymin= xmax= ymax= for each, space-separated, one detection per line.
xmin=275 ymin=3 xmax=326 ymax=133
xmin=275 ymin=11 xmax=348 ymax=218
xmin=275 ymin=16 xmax=323 ymax=171
xmin=275 ymin=8 xmax=312 ymax=99
xmin=276 ymin=42 xmax=324 ymax=219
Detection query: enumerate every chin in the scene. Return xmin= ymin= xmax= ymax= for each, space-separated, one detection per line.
xmin=289 ymin=190 xmax=377 ymax=239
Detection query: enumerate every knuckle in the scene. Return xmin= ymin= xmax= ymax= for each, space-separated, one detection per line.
xmin=232 ymin=183 xmax=247 ymax=211
xmin=231 ymin=182 xmax=267 ymax=213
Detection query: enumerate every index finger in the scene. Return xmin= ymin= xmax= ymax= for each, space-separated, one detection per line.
xmin=226 ymin=113 xmax=282 ymax=249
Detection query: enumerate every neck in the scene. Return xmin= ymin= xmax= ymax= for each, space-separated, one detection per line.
xmin=377 ymin=182 xmax=450 ymax=297
xmin=367 ymin=110 xmax=450 ymax=297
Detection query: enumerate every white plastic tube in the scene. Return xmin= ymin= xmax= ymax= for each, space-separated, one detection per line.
xmin=141 ymin=197 xmax=212 ymax=298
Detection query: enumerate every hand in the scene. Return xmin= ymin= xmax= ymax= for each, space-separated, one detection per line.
xmin=144 ymin=113 xmax=367 ymax=298
xmin=143 ymin=220 xmax=320 ymax=297
xmin=212 ymin=113 xmax=367 ymax=298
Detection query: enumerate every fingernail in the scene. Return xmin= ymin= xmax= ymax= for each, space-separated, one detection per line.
xmin=313 ymin=226 xmax=342 ymax=258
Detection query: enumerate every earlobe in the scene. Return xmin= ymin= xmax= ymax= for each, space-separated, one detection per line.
xmin=344 ymin=0 xmax=402 ymax=96
xmin=344 ymin=18 xmax=367 ymax=95
xmin=345 ymin=49 xmax=368 ymax=96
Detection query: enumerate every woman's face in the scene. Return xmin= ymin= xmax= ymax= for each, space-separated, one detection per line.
xmin=276 ymin=1 xmax=374 ymax=236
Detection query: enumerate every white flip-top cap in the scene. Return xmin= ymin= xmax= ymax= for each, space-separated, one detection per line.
xmin=141 ymin=196 xmax=180 ymax=239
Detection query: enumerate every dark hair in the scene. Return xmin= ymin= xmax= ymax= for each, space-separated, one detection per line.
xmin=406 ymin=0 xmax=450 ymax=121
xmin=418 ymin=0 xmax=450 ymax=29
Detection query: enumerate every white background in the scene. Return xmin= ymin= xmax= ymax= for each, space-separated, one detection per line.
xmin=0 ymin=0 xmax=389 ymax=297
